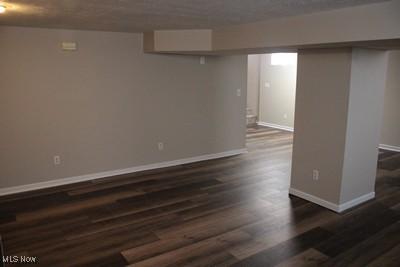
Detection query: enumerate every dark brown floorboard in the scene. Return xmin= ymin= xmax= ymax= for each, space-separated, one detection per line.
xmin=0 ymin=125 xmax=399 ymax=266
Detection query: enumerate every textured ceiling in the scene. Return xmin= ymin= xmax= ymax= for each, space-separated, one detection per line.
xmin=0 ymin=0 xmax=389 ymax=32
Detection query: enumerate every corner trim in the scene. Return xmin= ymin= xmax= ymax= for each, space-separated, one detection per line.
xmin=289 ymin=188 xmax=375 ymax=213
xmin=0 ymin=148 xmax=247 ymax=197
xmin=379 ymin=144 xmax=400 ymax=152
xmin=257 ymin=122 xmax=294 ymax=132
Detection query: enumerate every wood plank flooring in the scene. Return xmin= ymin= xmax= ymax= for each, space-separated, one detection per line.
xmin=0 ymin=126 xmax=399 ymax=267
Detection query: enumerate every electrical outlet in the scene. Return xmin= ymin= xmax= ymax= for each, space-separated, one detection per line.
xmin=312 ymin=169 xmax=319 ymax=181
xmin=54 ymin=155 xmax=61 ymax=165
xmin=158 ymin=142 xmax=164 ymax=151
xmin=236 ymin=88 xmax=241 ymax=97
xmin=283 ymin=113 xmax=288 ymax=119
xmin=264 ymin=82 xmax=270 ymax=88
xmin=200 ymin=56 xmax=206 ymax=65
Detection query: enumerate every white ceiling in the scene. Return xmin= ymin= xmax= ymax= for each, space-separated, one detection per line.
xmin=0 ymin=0 xmax=389 ymax=32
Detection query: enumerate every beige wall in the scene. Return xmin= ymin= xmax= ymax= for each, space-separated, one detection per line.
xmin=142 ymin=1 xmax=400 ymax=54
xmin=246 ymin=55 xmax=260 ymax=115
xmin=381 ymin=50 xmax=400 ymax=148
xmin=154 ymin=30 xmax=212 ymax=52
xmin=0 ymin=26 xmax=247 ymax=189
xmin=291 ymin=48 xmax=352 ymax=203
xmin=340 ymin=49 xmax=388 ymax=203
xmin=258 ymin=54 xmax=297 ymax=129
xmin=212 ymin=1 xmax=400 ymax=52
xmin=211 ymin=56 xmax=248 ymax=151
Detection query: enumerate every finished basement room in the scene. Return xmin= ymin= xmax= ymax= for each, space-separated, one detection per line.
xmin=0 ymin=1 xmax=400 ymax=266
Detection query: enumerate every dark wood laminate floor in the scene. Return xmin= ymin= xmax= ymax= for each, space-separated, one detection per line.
xmin=0 ymin=126 xmax=399 ymax=267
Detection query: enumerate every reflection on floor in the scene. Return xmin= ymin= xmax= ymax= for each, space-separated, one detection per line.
xmin=0 ymin=126 xmax=399 ymax=266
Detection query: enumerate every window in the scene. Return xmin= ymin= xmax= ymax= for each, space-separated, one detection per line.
xmin=271 ymin=53 xmax=297 ymax=66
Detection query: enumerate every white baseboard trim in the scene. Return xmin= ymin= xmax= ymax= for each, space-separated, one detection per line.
xmin=379 ymin=144 xmax=400 ymax=152
xmin=257 ymin=122 xmax=294 ymax=132
xmin=337 ymin=192 xmax=375 ymax=213
xmin=289 ymin=188 xmax=375 ymax=213
xmin=0 ymin=148 xmax=247 ymax=197
xmin=289 ymin=188 xmax=338 ymax=212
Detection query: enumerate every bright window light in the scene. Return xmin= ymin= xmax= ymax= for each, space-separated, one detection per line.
xmin=271 ymin=53 xmax=297 ymax=66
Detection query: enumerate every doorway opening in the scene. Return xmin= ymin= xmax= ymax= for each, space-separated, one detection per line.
xmin=245 ymin=53 xmax=298 ymax=188
xmin=246 ymin=53 xmax=298 ymax=132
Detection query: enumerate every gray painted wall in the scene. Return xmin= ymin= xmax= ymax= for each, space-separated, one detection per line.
xmin=0 ymin=26 xmax=247 ymax=189
xmin=291 ymin=49 xmax=352 ymax=204
xmin=381 ymin=50 xmax=400 ymax=148
xmin=258 ymin=54 xmax=297 ymax=128
xmin=246 ymin=55 xmax=260 ymax=115
xmin=340 ymin=49 xmax=388 ymax=203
